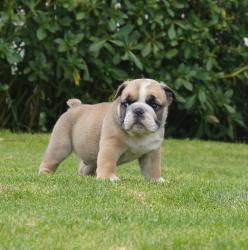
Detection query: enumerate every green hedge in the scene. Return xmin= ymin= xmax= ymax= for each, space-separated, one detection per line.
xmin=0 ymin=0 xmax=247 ymax=141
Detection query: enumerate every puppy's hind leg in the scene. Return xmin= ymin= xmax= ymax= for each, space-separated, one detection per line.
xmin=39 ymin=113 xmax=72 ymax=174
xmin=78 ymin=161 xmax=96 ymax=176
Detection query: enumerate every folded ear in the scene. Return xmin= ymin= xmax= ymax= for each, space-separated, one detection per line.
xmin=114 ymin=81 xmax=128 ymax=100
xmin=160 ymin=82 xmax=175 ymax=105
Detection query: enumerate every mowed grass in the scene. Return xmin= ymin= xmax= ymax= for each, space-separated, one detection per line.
xmin=0 ymin=130 xmax=248 ymax=250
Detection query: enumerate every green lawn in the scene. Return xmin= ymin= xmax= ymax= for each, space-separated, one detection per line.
xmin=0 ymin=130 xmax=248 ymax=250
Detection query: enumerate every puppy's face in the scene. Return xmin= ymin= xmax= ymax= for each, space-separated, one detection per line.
xmin=115 ymin=79 xmax=174 ymax=136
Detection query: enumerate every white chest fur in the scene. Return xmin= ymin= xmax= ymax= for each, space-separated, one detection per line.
xmin=117 ymin=132 xmax=163 ymax=165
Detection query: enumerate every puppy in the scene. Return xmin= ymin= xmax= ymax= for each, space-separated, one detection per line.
xmin=39 ymin=79 xmax=174 ymax=181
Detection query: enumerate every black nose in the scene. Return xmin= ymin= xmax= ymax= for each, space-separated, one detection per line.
xmin=133 ymin=107 xmax=145 ymax=116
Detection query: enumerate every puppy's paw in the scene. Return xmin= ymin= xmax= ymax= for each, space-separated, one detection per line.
xmin=39 ymin=162 xmax=57 ymax=175
xmin=97 ymin=174 xmax=120 ymax=182
xmin=157 ymin=177 xmax=166 ymax=183
xmin=38 ymin=169 xmax=54 ymax=175
xmin=148 ymin=177 xmax=167 ymax=183
xmin=110 ymin=175 xmax=120 ymax=182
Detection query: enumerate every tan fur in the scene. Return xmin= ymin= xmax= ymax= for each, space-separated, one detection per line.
xmin=139 ymin=150 xmax=161 ymax=180
xmin=67 ymin=98 xmax=82 ymax=108
xmin=39 ymin=79 xmax=173 ymax=181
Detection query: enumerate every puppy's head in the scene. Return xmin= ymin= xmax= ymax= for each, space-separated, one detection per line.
xmin=114 ymin=79 xmax=174 ymax=136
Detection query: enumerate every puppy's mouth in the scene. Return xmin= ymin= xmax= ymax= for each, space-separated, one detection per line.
xmin=126 ymin=120 xmax=157 ymax=136
xmin=131 ymin=120 xmax=146 ymax=129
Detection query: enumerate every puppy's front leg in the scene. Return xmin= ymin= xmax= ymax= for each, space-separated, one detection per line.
xmin=139 ymin=150 xmax=165 ymax=182
xmin=96 ymin=139 xmax=122 ymax=181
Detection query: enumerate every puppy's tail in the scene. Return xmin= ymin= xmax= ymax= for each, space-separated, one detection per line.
xmin=67 ymin=98 xmax=82 ymax=108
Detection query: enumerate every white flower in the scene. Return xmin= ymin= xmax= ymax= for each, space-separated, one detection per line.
xmin=115 ymin=3 xmax=121 ymax=9
xmin=144 ymin=14 xmax=149 ymax=20
xmin=244 ymin=37 xmax=248 ymax=47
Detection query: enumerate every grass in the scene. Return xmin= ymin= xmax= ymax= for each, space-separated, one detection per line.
xmin=0 ymin=130 xmax=248 ymax=250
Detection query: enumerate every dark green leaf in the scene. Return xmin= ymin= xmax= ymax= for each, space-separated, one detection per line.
xmin=76 ymin=12 xmax=85 ymax=20
xmin=6 ymin=52 xmax=21 ymax=64
xmin=206 ymin=115 xmax=220 ymax=124
xmin=198 ymin=90 xmax=207 ymax=104
xmin=128 ymin=51 xmax=143 ymax=70
xmin=37 ymin=28 xmax=46 ymax=40
xmin=168 ymin=24 xmax=176 ymax=40
xmin=0 ymin=84 xmax=9 ymax=91
xmin=224 ymin=104 xmax=236 ymax=114
xmin=166 ymin=49 xmax=178 ymax=59
xmin=142 ymin=43 xmax=151 ymax=57
xmin=109 ymin=40 xmax=124 ymax=47
xmin=89 ymin=40 xmax=106 ymax=53
xmin=185 ymin=95 xmax=196 ymax=109
xmin=183 ymin=81 xmax=193 ymax=91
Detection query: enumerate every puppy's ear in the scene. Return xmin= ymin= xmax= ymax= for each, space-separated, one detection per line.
xmin=114 ymin=82 xmax=128 ymax=100
xmin=160 ymin=82 xmax=175 ymax=105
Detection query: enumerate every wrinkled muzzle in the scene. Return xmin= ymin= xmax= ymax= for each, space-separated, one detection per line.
xmin=122 ymin=102 xmax=159 ymax=136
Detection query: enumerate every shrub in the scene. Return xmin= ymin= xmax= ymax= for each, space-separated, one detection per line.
xmin=0 ymin=0 xmax=247 ymax=140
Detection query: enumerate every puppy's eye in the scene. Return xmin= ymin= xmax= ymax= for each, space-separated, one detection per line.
xmin=122 ymin=102 xmax=129 ymax=108
xmin=150 ymin=102 xmax=161 ymax=111
xmin=122 ymin=100 xmax=133 ymax=108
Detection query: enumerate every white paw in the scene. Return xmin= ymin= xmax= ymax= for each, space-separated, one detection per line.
xmin=157 ymin=177 xmax=165 ymax=183
xmin=148 ymin=177 xmax=166 ymax=183
xmin=110 ymin=175 xmax=120 ymax=182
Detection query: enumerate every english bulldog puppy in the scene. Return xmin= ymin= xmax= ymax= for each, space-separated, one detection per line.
xmin=39 ymin=79 xmax=174 ymax=181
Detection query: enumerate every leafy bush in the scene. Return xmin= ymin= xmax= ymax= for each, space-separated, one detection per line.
xmin=0 ymin=0 xmax=247 ymax=140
